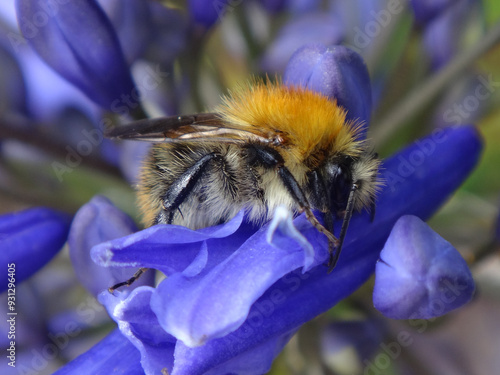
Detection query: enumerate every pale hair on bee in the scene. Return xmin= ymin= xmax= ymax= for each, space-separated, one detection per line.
xmin=106 ymin=78 xmax=381 ymax=292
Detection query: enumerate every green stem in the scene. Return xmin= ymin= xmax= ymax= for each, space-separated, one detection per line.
xmin=373 ymin=21 xmax=500 ymax=147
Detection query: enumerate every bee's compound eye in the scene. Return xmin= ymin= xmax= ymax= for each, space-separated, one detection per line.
xmin=324 ymin=160 xmax=353 ymax=212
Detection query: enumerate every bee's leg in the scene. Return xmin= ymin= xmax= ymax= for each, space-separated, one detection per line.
xmin=277 ymin=167 xmax=339 ymax=247
xmin=108 ymin=268 xmax=148 ymax=293
xmin=158 ymin=152 xmax=222 ymax=219
xmin=109 ymin=152 xmax=222 ymax=293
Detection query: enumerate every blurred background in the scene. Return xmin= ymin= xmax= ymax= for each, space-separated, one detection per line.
xmin=1 ymin=0 xmax=500 ymax=374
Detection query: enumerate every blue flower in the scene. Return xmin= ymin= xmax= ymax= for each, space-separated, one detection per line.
xmin=373 ymin=215 xmax=475 ymax=319
xmin=57 ymin=123 xmax=482 ymax=375
xmin=0 ymin=207 xmax=71 ymax=292
xmin=15 ymin=0 xmax=137 ymax=110
xmin=284 ymin=44 xmax=372 ymax=134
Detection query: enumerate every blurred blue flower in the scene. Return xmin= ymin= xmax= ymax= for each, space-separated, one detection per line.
xmin=286 ymin=0 xmax=321 ymax=14
xmin=410 ymin=0 xmax=456 ymax=25
xmin=0 ymin=43 xmax=27 ymax=116
xmin=57 ymin=123 xmax=482 ymax=374
xmin=284 ymin=44 xmax=372 ymax=133
xmin=258 ymin=0 xmax=287 ymax=14
xmin=15 ymin=0 xmax=137 ymax=110
xmin=188 ymin=0 xmax=229 ymax=31
xmin=0 ymin=207 xmax=71 ymax=292
xmin=420 ymin=0 xmax=478 ymax=70
xmin=373 ymin=215 xmax=475 ymax=319
xmin=320 ymin=319 xmax=385 ymax=373
xmin=97 ymin=0 xmax=153 ymax=64
xmin=260 ymin=14 xmax=344 ymax=73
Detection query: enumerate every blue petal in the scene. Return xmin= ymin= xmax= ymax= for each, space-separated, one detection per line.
xmin=373 ymin=215 xmax=475 ymax=319
xmin=284 ymin=43 xmax=372 ymax=133
xmin=15 ymin=0 xmax=136 ymax=110
xmin=173 ymin=329 xmax=297 ymax=375
xmin=52 ymin=329 xmax=143 ymax=375
xmin=149 ymin=211 xmax=326 ymax=347
xmin=91 ymin=210 xmax=249 ymax=275
xmin=261 ymin=13 xmax=344 ymax=74
xmin=99 ymin=287 xmax=176 ymax=374
xmin=0 ymin=207 xmax=70 ymax=292
xmin=68 ymin=196 xmax=154 ymax=296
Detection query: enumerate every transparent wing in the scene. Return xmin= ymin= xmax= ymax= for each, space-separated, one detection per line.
xmin=105 ymin=113 xmax=283 ymax=145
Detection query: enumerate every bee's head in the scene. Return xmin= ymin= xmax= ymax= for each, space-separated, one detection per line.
xmin=323 ymin=152 xmax=380 ymax=216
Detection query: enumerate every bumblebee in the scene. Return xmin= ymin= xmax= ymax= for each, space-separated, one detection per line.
xmin=107 ymin=80 xmax=380 ymax=290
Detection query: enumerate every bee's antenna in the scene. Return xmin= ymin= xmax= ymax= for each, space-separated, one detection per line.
xmin=328 ymin=183 xmax=358 ymax=272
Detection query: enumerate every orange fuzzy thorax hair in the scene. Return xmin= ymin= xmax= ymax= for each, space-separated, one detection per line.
xmin=216 ymin=80 xmax=363 ymax=166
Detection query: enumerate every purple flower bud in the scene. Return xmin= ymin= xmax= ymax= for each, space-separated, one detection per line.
xmin=68 ymin=196 xmax=154 ymax=297
xmin=15 ymin=0 xmax=137 ymax=110
xmin=0 ymin=207 xmax=70 ymax=292
xmin=373 ymin=215 xmax=475 ymax=320
xmin=261 ymin=14 xmax=344 ymax=74
xmin=284 ymin=44 xmax=372 ymax=133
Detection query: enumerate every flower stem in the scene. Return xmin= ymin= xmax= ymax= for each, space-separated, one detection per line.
xmin=0 ymin=117 xmax=122 ymax=178
xmin=373 ymin=21 xmax=500 ymax=147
